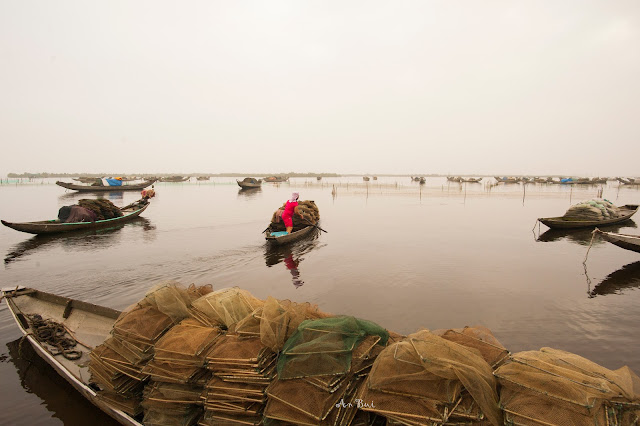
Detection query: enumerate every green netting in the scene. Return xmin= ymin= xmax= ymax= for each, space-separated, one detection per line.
xmin=277 ymin=316 xmax=388 ymax=379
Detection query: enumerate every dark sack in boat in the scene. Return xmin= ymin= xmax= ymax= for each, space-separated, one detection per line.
xmin=64 ymin=206 xmax=97 ymax=223
xmin=58 ymin=205 xmax=73 ymax=222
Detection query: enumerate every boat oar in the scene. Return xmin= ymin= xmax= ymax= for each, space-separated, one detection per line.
xmin=302 ymin=218 xmax=327 ymax=233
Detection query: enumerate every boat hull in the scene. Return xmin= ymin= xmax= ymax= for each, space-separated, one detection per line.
xmin=1 ymin=203 xmax=150 ymax=235
xmin=237 ymin=180 xmax=262 ymax=188
xmin=2 ymin=287 xmax=140 ymax=426
xmin=538 ymin=205 xmax=638 ymax=230
xmin=595 ymin=228 xmax=640 ymax=253
xmin=265 ymin=225 xmax=316 ymax=244
xmin=56 ymin=180 xmax=156 ymax=192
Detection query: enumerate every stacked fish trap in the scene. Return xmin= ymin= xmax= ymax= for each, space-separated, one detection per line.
xmin=357 ymin=328 xmax=507 ymax=425
xmin=494 ymin=348 xmax=640 ymax=425
xmin=201 ymin=335 xmax=277 ymax=425
xmin=263 ymin=316 xmax=392 ymax=425
xmin=78 ymin=199 xmax=124 ymax=220
xmin=141 ymin=318 xmax=222 ymax=425
xmin=269 ymin=200 xmax=320 ymax=232
xmin=88 ymin=283 xmax=211 ymax=418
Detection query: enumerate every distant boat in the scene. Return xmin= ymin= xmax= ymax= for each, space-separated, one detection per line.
xmin=494 ymin=176 xmax=520 ymax=184
xmin=447 ymin=176 xmax=462 ymax=182
xmin=160 ymin=176 xmax=190 ymax=182
xmin=419 ymin=177 xmax=426 ymax=184
xmin=196 ymin=176 xmax=210 ymax=181
xmin=363 ymin=177 xmax=370 ymax=181
xmin=264 ymin=176 xmax=289 ymax=183
xmin=56 ymin=180 xmax=156 ymax=192
xmin=316 ymin=176 xmax=322 ymax=181
xmin=538 ymin=204 xmax=638 ymax=230
xmin=373 ymin=176 xmax=378 ymax=180
xmin=460 ymin=177 xmax=482 ymax=183
xmin=594 ymin=228 xmax=640 ymax=254
xmin=237 ymin=178 xmax=262 ymax=189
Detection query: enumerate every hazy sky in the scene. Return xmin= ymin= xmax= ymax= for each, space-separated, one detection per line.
xmin=1 ymin=1 xmax=638 ymax=176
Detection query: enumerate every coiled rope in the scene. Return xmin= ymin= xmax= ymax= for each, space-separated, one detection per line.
xmin=26 ymin=314 xmax=82 ymax=360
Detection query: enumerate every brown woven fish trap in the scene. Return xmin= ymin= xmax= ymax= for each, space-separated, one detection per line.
xmin=202 ymin=335 xmax=277 ymax=425
xmin=494 ymin=348 xmax=640 ymax=425
xmin=233 ymin=296 xmax=333 ymax=352
xmin=359 ymin=329 xmax=503 ymax=425
xmin=432 ymin=325 xmax=510 ymax=369
xmin=78 ymin=199 xmax=123 ymax=220
xmin=264 ymin=335 xmax=383 ymax=425
xmin=190 ymin=287 xmax=264 ymax=329
xmin=269 ymin=200 xmax=320 ymax=232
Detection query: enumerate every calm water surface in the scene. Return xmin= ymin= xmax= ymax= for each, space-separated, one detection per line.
xmin=1 ymin=177 xmax=639 ymax=425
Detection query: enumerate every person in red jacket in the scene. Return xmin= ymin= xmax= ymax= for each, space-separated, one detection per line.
xmin=281 ymin=192 xmax=304 ymax=234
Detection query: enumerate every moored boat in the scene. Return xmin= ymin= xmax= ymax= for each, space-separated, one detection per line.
xmin=1 ymin=286 xmax=141 ymax=426
xmin=1 ymin=200 xmax=150 ymax=235
xmin=538 ymin=204 xmax=638 ymax=230
xmin=594 ymin=228 xmax=640 ymax=253
xmin=460 ymin=177 xmax=482 ymax=183
xmin=56 ymin=180 xmax=156 ymax=192
xmin=159 ymin=176 xmax=190 ymax=182
xmin=263 ymin=176 xmax=289 ymax=183
xmin=236 ymin=177 xmax=262 ymax=188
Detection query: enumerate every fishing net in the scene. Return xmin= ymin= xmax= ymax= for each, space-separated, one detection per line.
xmin=494 ymin=347 xmax=640 ymax=425
xmin=264 ymin=334 xmax=385 ymax=425
xmin=201 ymin=335 xmax=277 ymax=425
xmin=89 ymin=282 xmax=213 ymax=418
xmin=431 ymin=325 xmax=510 ymax=369
xmin=77 ymin=199 xmax=123 ymax=220
xmin=276 ymin=316 xmax=389 ymax=380
xmin=563 ymin=199 xmax=621 ymax=221
xmin=269 ymin=200 xmax=320 ymax=232
xmin=233 ymin=296 xmax=333 ymax=352
xmin=190 ymin=287 xmax=264 ymax=329
xmin=358 ymin=329 xmax=502 ymax=425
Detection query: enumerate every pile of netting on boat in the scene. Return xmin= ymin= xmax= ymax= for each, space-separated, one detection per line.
xmin=269 ymin=200 xmax=320 ymax=232
xmin=88 ymin=282 xmax=640 ymax=425
xmin=562 ymin=199 xmax=621 ymax=221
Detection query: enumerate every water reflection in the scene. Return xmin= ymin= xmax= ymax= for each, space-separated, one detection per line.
xmin=536 ymin=221 xmax=637 ymax=246
xmin=5 ymin=338 xmax=119 ymax=425
xmin=589 ymin=261 xmax=640 ymax=297
xmin=4 ymin=217 xmax=155 ymax=264
xmin=264 ymin=234 xmax=322 ymax=288
xmin=237 ymin=187 xmax=262 ymax=199
xmin=58 ymin=191 xmax=126 ymax=203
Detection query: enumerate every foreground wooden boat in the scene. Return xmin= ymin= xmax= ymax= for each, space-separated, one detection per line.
xmin=265 ymin=225 xmax=317 ymax=244
xmin=1 ymin=286 xmax=140 ymax=426
xmin=56 ymin=180 xmax=156 ymax=192
xmin=236 ymin=178 xmax=262 ymax=188
xmin=594 ymin=228 xmax=640 ymax=253
xmin=538 ymin=204 xmax=638 ymax=230
xmin=1 ymin=201 xmax=150 ymax=235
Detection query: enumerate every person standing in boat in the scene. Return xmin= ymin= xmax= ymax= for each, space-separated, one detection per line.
xmin=281 ymin=192 xmax=304 ymax=234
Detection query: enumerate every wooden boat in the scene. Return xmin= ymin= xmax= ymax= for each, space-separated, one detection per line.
xmin=263 ymin=176 xmax=289 ymax=183
xmin=1 ymin=201 xmax=150 ymax=235
xmin=460 ymin=177 xmax=482 ymax=183
xmin=373 ymin=176 xmax=378 ymax=180
xmin=265 ymin=225 xmax=317 ymax=245
xmin=363 ymin=177 xmax=370 ymax=181
xmin=419 ymin=177 xmax=426 ymax=184
xmin=594 ymin=228 xmax=640 ymax=254
xmin=538 ymin=204 xmax=639 ymax=230
xmin=317 ymin=176 xmax=322 ymax=181
xmin=494 ymin=176 xmax=520 ymax=184
xmin=196 ymin=176 xmax=210 ymax=181
xmin=56 ymin=180 xmax=156 ymax=192
xmin=159 ymin=176 xmax=190 ymax=182
xmin=1 ymin=286 xmax=141 ymax=426
xmin=618 ymin=178 xmax=640 ymax=186
xmin=237 ymin=178 xmax=262 ymax=188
